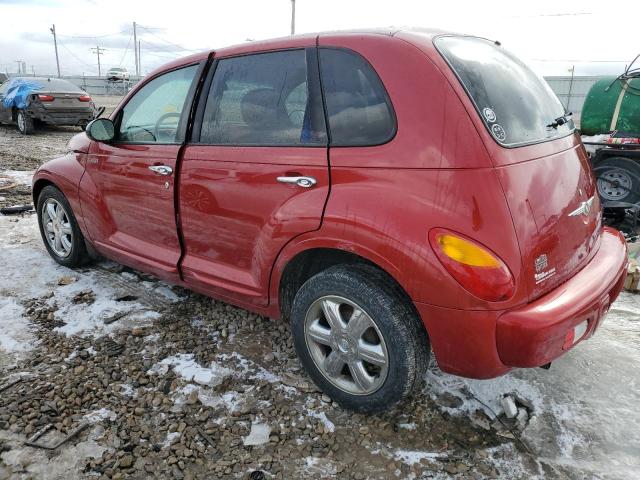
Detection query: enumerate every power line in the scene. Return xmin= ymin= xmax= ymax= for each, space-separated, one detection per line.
xmin=57 ymin=39 xmax=95 ymax=69
xmin=137 ymin=25 xmax=201 ymax=53
xmin=118 ymin=32 xmax=133 ymax=67
xmin=58 ymin=30 xmax=128 ymax=39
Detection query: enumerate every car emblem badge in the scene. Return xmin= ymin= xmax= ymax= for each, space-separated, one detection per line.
xmin=568 ymin=195 xmax=595 ymax=223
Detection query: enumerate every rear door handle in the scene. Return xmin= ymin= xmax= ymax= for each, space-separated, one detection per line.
xmin=148 ymin=165 xmax=173 ymax=176
xmin=276 ymin=176 xmax=317 ymax=188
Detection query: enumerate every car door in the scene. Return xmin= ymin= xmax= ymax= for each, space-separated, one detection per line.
xmin=80 ymin=63 xmax=201 ymax=281
xmin=179 ymin=48 xmax=329 ymax=306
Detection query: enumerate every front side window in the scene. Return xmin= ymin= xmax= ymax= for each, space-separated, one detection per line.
xmin=436 ymin=36 xmax=574 ymax=147
xmin=200 ymin=49 xmax=326 ymax=145
xmin=319 ymin=48 xmax=396 ymax=146
xmin=117 ymin=65 xmax=197 ymax=144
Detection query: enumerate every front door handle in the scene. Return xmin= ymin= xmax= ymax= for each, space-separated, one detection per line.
xmin=148 ymin=165 xmax=173 ymax=176
xmin=276 ymin=176 xmax=317 ymax=188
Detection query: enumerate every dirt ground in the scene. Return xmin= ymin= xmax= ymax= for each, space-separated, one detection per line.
xmin=1 ymin=99 xmax=639 ymax=479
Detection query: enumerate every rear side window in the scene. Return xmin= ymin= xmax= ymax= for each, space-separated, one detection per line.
xmin=199 ymin=49 xmax=326 ymax=145
xmin=436 ymin=36 xmax=574 ymax=147
xmin=319 ymin=48 xmax=395 ymax=146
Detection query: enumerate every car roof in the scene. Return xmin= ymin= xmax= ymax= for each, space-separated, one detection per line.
xmin=146 ymin=28 xmax=456 ymax=79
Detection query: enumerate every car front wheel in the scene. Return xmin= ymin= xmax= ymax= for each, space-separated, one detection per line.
xmin=37 ymin=185 xmax=90 ymax=267
xmin=17 ymin=110 xmax=34 ymax=135
xmin=290 ymin=264 xmax=430 ymax=413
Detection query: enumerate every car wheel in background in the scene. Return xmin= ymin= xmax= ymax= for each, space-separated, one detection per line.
xmin=37 ymin=185 xmax=90 ymax=267
xmin=290 ymin=264 xmax=430 ymax=413
xmin=595 ymin=157 xmax=640 ymax=204
xmin=16 ymin=110 xmax=34 ymax=135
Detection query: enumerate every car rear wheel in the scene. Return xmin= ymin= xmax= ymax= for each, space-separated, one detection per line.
xmin=594 ymin=157 xmax=640 ymax=204
xmin=290 ymin=264 xmax=430 ymax=413
xmin=37 ymin=185 xmax=90 ymax=267
xmin=16 ymin=110 xmax=34 ymax=135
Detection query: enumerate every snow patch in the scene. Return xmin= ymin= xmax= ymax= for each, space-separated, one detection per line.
xmin=149 ymin=353 xmax=232 ymax=386
xmin=83 ymin=408 xmax=117 ymax=423
xmin=0 ymin=169 xmax=34 ymax=187
xmin=243 ymin=421 xmax=271 ymax=446
xmin=163 ymin=431 xmax=181 ymax=447
xmin=217 ymin=351 xmax=281 ymax=383
xmin=397 ymin=422 xmax=417 ymax=430
xmin=0 ymin=297 xmax=36 ymax=354
xmin=393 ymin=449 xmax=446 ymax=465
xmin=306 ymin=409 xmax=335 ymax=433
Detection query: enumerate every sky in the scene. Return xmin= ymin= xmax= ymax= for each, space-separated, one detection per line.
xmin=0 ymin=0 xmax=638 ymax=78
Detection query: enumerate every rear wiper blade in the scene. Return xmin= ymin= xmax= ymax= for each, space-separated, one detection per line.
xmin=547 ymin=111 xmax=573 ymax=129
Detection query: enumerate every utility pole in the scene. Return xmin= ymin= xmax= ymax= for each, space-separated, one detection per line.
xmin=290 ymin=0 xmax=296 ymax=35
xmin=133 ymin=21 xmax=139 ymax=77
xmin=91 ymin=45 xmax=106 ymax=77
xmin=138 ymin=40 xmax=142 ymax=76
xmin=50 ymin=24 xmax=61 ymax=78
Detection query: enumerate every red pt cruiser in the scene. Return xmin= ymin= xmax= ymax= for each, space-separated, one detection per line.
xmin=33 ymin=30 xmax=628 ymax=412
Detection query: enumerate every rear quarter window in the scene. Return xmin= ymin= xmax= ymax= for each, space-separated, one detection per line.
xmin=436 ymin=36 xmax=574 ymax=147
xmin=319 ymin=48 xmax=396 ymax=146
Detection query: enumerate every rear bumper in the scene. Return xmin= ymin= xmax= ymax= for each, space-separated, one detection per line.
xmin=415 ymin=227 xmax=627 ymax=378
xmin=496 ymin=227 xmax=628 ymax=368
xmin=26 ymin=106 xmax=95 ymax=126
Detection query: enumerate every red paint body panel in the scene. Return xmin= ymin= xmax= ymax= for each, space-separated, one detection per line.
xmin=496 ymin=228 xmax=627 ymax=368
xmin=79 ymin=141 xmax=182 ymax=282
xmin=32 ymin=30 xmax=630 ymax=380
xmin=495 ymin=139 xmax=603 ymax=301
xmin=179 ymin=146 xmax=329 ymax=306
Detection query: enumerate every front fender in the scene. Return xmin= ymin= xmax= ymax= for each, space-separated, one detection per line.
xmin=32 ymin=151 xmax=89 ymax=239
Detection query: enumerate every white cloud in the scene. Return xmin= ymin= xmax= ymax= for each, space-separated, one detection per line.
xmin=1 ymin=0 xmax=637 ymax=76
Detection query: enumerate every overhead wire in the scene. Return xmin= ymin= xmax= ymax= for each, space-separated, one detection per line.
xmin=118 ymin=32 xmax=134 ymax=68
xmin=136 ymin=25 xmax=202 ymax=53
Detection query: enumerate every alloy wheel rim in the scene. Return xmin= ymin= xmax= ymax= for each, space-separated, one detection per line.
xmin=42 ymin=199 xmax=73 ymax=258
xmin=17 ymin=113 xmax=25 ymax=132
xmin=597 ymin=169 xmax=633 ymax=201
xmin=304 ymin=295 xmax=389 ymax=395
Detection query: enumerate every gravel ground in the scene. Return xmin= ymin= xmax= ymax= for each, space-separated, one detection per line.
xmin=0 ymin=114 xmax=639 ymax=480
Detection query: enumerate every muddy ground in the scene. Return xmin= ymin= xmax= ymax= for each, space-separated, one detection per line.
xmin=0 ymin=98 xmax=639 ymax=479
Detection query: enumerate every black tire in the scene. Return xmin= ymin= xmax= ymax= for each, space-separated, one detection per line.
xmin=16 ymin=110 xmax=34 ymax=135
xmin=594 ymin=157 xmax=640 ymax=204
xmin=290 ymin=264 xmax=430 ymax=413
xmin=37 ymin=185 xmax=90 ymax=267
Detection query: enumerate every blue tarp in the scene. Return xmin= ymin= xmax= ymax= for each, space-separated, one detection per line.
xmin=2 ymin=78 xmax=44 ymax=110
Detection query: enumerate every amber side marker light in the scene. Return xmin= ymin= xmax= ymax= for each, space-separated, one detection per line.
xmin=429 ymin=229 xmax=515 ymax=302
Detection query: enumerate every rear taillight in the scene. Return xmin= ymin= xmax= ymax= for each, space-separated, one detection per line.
xmin=78 ymin=95 xmax=92 ymax=102
xmin=429 ymin=228 xmax=515 ymax=302
xmin=38 ymin=94 xmax=55 ymax=102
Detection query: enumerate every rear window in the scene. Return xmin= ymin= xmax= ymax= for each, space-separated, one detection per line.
xmin=436 ymin=36 xmax=574 ymax=147
xmin=31 ymin=78 xmax=83 ymax=92
xmin=319 ymin=48 xmax=396 ymax=146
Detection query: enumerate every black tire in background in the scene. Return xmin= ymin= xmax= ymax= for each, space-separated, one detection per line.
xmin=594 ymin=157 xmax=640 ymax=204
xmin=16 ymin=110 xmax=34 ymax=135
xmin=290 ymin=264 xmax=430 ymax=413
xmin=37 ymin=185 xmax=90 ymax=268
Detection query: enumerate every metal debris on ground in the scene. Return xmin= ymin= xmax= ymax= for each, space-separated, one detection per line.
xmin=98 ymin=338 xmax=125 ymax=357
xmin=0 ymin=377 xmax=22 ymax=393
xmin=23 ymin=422 xmax=89 ymax=450
xmin=0 ymin=204 xmax=33 ymax=215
